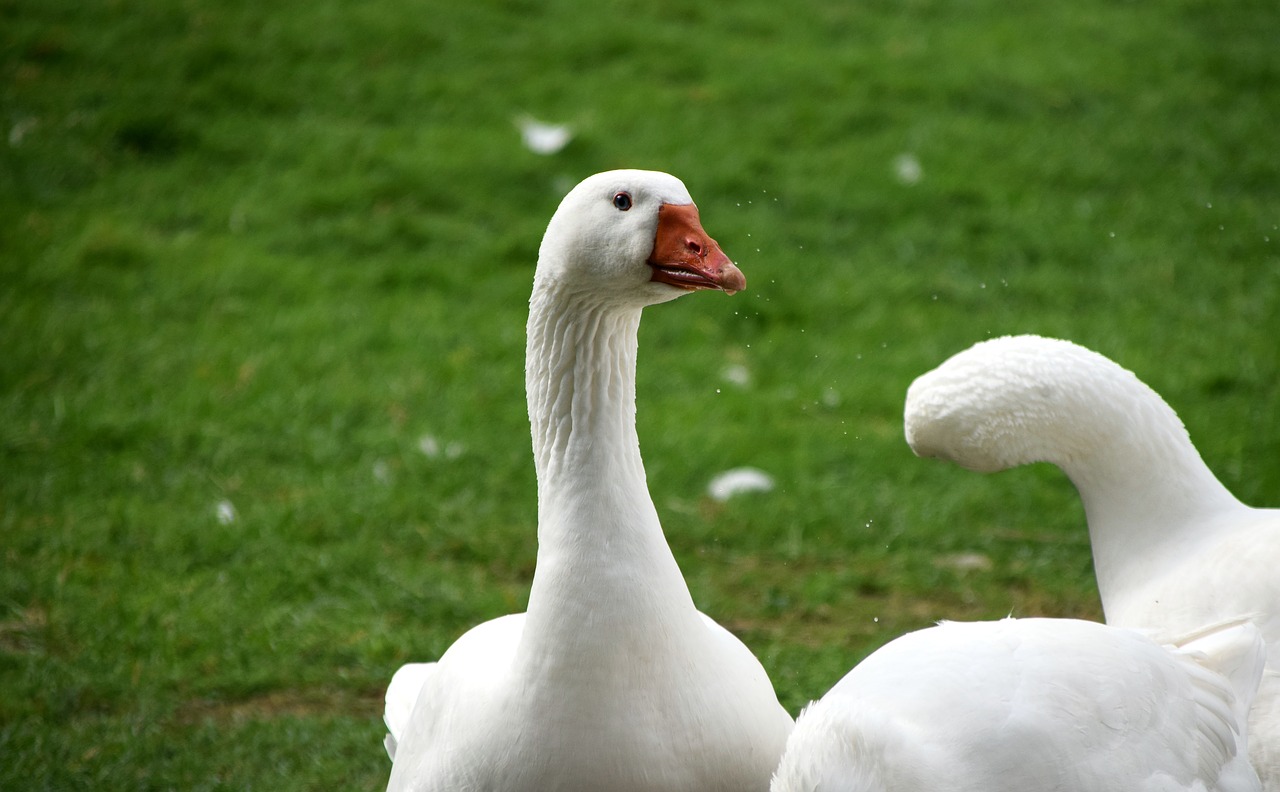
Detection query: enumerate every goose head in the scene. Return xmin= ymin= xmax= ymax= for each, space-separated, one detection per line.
xmin=903 ymin=335 xmax=1130 ymax=473
xmin=535 ymin=170 xmax=744 ymax=307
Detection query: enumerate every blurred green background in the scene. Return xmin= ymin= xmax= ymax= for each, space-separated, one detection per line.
xmin=3 ymin=0 xmax=1277 ymax=788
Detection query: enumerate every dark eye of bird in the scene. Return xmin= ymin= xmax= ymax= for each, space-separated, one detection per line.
xmin=613 ymin=192 xmax=632 ymax=211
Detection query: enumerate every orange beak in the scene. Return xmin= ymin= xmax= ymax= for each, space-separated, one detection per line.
xmin=647 ymin=203 xmax=745 ymax=295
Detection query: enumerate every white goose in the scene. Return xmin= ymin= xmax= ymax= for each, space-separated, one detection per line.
xmin=903 ymin=334 xmax=1280 ymax=788
xmin=383 ymin=170 xmax=793 ymax=791
xmin=772 ymin=616 xmax=1265 ymax=792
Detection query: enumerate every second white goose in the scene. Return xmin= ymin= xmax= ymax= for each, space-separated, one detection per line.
xmin=903 ymin=334 xmax=1280 ymax=788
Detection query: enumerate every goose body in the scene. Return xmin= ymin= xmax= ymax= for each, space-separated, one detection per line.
xmin=903 ymin=334 xmax=1280 ymax=787
xmin=383 ymin=170 xmax=793 ymax=791
xmin=772 ymin=617 xmax=1265 ymax=792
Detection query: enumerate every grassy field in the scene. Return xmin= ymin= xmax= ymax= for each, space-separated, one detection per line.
xmin=3 ymin=0 xmax=1278 ymax=787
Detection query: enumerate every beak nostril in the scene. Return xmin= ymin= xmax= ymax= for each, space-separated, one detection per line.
xmin=686 ymin=239 xmax=703 ymax=257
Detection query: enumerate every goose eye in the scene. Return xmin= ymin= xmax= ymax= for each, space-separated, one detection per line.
xmin=613 ymin=192 xmax=632 ymax=211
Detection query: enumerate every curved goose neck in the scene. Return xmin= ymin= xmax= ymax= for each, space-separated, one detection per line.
xmin=1048 ymin=366 xmax=1243 ymax=599
xmin=521 ymin=277 xmax=697 ymax=655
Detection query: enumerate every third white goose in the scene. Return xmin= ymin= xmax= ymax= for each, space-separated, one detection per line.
xmin=773 ymin=616 xmax=1265 ymax=792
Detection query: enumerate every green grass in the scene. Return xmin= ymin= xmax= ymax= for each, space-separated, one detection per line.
xmin=3 ymin=0 xmax=1278 ymax=787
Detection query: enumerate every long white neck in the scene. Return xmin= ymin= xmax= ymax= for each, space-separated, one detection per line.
xmin=519 ymin=278 xmax=699 ymax=671
xmin=1048 ymin=377 xmax=1244 ymax=609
